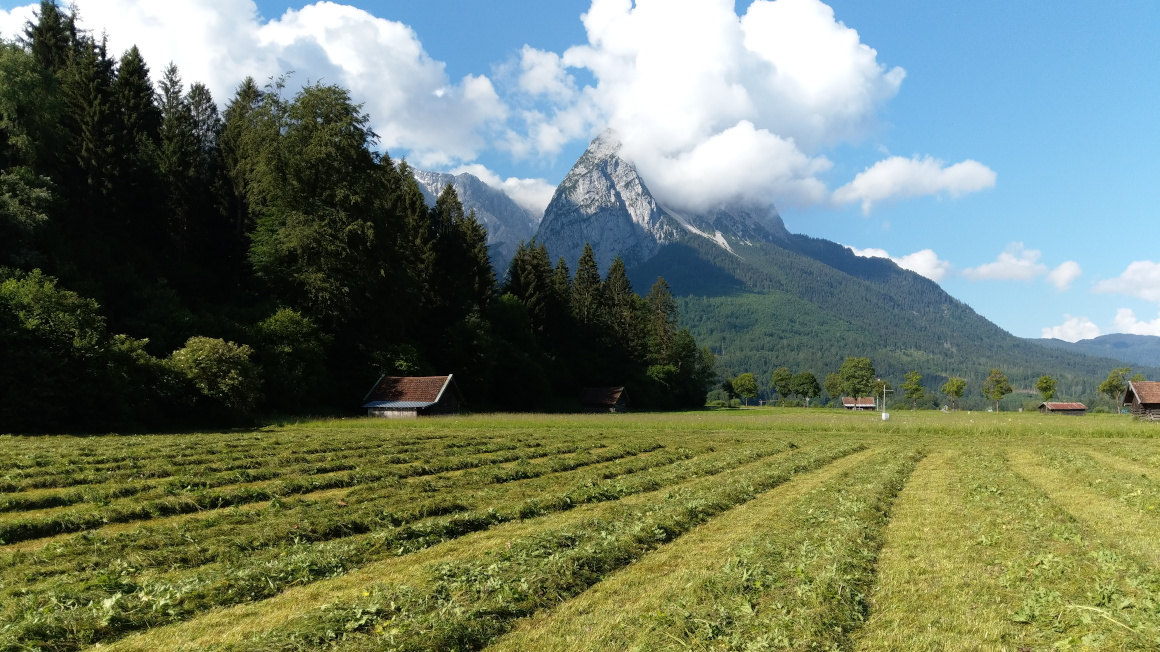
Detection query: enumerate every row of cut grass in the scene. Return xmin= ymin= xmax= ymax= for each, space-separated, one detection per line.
xmin=0 ymin=441 xmax=806 ymax=651
xmin=859 ymin=446 xmax=1160 ymax=649
xmin=202 ymin=442 xmax=867 ymax=652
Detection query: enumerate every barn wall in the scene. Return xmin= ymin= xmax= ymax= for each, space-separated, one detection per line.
xmin=368 ymin=408 xmax=419 ymax=419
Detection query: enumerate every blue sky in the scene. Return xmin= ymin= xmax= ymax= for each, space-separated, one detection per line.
xmin=1 ymin=0 xmax=1157 ymax=341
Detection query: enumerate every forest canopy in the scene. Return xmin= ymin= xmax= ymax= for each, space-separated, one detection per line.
xmin=0 ymin=1 xmax=717 ymax=432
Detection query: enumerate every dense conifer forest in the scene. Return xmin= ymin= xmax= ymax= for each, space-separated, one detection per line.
xmin=0 ymin=2 xmax=716 ymax=432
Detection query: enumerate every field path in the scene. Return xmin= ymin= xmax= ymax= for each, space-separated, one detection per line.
xmin=486 ymin=448 xmax=878 ymax=651
xmin=1007 ymin=448 xmax=1160 ymax=566
xmin=854 ymin=449 xmax=1024 ymax=650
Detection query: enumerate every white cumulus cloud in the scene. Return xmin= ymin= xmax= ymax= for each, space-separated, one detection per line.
xmin=450 ymin=164 xmax=555 ymax=219
xmin=511 ymin=0 xmax=911 ymax=211
xmin=833 ymin=155 xmax=996 ymax=214
xmin=0 ymin=4 xmax=36 ymax=39
xmin=5 ymin=0 xmax=507 ymax=167
xmin=847 ymin=246 xmax=952 ymax=282
xmin=1094 ymin=261 xmax=1160 ymax=303
xmin=4 ymin=0 xmax=996 ymax=215
xmin=1045 ymin=261 xmax=1082 ymax=291
xmin=1041 ymin=315 xmax=1100 ymax=342
xmin=962 ymin=242 xmax=1048 ymax=282
xmin=1113 ymin=308 xmax=1160 ymax=336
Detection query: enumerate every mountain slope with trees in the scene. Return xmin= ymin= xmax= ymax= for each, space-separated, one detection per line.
xmin=629 ymin=234 xmax=1144 ymax=401
xmin=1033 ymin=334 xmax=1160 ymax=369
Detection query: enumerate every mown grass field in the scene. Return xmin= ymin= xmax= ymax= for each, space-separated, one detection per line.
xmin=5 ymin=410 xmax=1160 ymax=651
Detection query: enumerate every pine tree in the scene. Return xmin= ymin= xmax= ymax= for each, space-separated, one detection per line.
xmin=220 ymin=76 xmax=262 ymax=238
xmin=114 ymin=46 xmax=160 ymax=146
xmin=602 ymin=256 xmax=641 ymax=359
xmin=644 ymin=276 xmax=678 ymax=365
xmin=23 ymin=1 xmax=76 ymax=76
xmin=572 ymin=243 xmax=603 ymax=329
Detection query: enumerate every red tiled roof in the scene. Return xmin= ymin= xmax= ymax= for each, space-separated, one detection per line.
xmin=1042 ymin=402 xmax=1086 ymax=411
xmin=841 ymin=397 xmax=876 ymax=407
xmin=581 ymin=387 xmax=626 ymax=406
xmin=1128 ymin=381 xmax=1160 ymax=405
xmin=364 ymin=376 xmax=451 ymax=404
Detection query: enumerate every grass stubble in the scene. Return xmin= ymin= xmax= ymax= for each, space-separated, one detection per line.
xmin=4 ymin=410 xmax=1160 ymax=651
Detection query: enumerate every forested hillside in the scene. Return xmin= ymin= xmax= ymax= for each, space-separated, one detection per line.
xmin=630 ymin=234 xmax=1144 ymax=404
xmin=0 ymin=2 xmax=715 ymax=432
xmin=1034 ymin=334 xmax=1160 ymax=369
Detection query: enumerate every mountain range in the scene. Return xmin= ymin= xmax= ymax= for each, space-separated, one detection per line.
xmin=421 ymin=133 xmax=1147 ymax=400
xmin=1032 ymin=334 xmax=1160 ymax=369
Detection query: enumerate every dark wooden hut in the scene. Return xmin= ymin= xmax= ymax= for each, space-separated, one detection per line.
xmin=841 ymin=397 xmax=876 ymax=411
xmin=1123 ymin=381 xmax=1160 ymax=420
xmin=362 ymin=375 xmax=463 ymax=418
xmin=1037 ymin=401 xmax=1087 ymax=415
xmin=581 ymin=387 xmax=629 ymax=413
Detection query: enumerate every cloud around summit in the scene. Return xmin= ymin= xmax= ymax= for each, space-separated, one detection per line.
xmin=0 ymin=0 xmax=996 ymax=214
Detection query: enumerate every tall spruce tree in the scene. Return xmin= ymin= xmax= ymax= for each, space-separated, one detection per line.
xmin=603 ymin=256 xmax=641 ymax=359
xmin=572 ymin=243 xmax=603 ymax=329
xmin=23 ymin=1 xmax=75 ymax=77
xmin=644 ymin=276 xmax=678 ymax=365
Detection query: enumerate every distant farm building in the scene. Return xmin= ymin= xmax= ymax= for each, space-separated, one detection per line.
xmin=362 ymin=375 xmax=463 ymax=418
xmin=1037 ymin=401 xmax=1087 ymax=415
xmin=841 ymin=397 xmax=876 ymax=411
xmin=1123 ymin=381 xmax=1160 ymax=420
xmin=581 ymin=387 xmax=629 ymax=413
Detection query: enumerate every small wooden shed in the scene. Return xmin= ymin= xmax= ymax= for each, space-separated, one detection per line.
xmin=841 ymin=397 xmax=876 ymax=411
xmin=1037 ymin=401 xmax=1087 ymax=416
xmin=1123 ymin=381 xmax=1160 ymax=420
xmin=581 ymin=387 xmax=629 ymax=413
xmin=362 ymin=375 xmax=463 ymax=418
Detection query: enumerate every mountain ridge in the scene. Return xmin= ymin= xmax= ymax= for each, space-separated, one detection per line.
xmin=531 ymin=132 xmax=1149 ymax=398
xmin=1032 ymin=333 xmax=1160 ymax=369
xmin=411 ymin=169 xmax=539 ymax=271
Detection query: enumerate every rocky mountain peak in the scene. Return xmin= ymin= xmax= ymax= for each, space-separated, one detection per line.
xmin=411 ymin=169 xmax=538 ymax=272
xmin=535 ymin=131 xmax=792 ymax=272
xmin=536 ymin=131 xmax=680 ymax=272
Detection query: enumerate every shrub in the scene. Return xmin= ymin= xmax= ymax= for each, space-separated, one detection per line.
xmin=167 ymin=337 xmax=261 ymax=413
xmin=254 ymin=308 xmax=330 ymax=412
xmin=0 ymin=269 xmax=112 ymax=431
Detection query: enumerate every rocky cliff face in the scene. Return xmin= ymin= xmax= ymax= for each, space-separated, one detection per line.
xmin=412 ymin=170 xmax=538 ymax=272
xmin=536 ymin=131 xmax=791 ymax=271
xmin=535 ymin=132 xmax=682 ymax=272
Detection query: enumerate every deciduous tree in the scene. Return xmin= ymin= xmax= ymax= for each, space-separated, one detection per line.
xmin=770 ymin=366 xmax=792 ymax=402
xmin=902 ymin=370 xmax=924 ymax=409
xmin=790 ymin=371 xmax=821 ymax=407
xmin=981 ymin=368 xmax=1013 ymax=412
xmin=1034 ymin=375 xmax=1057 ymax=402
xmin=839 ymin=357 xmax=875 ymax=403
xmin=732 ymin=372 xmax=757 ymax=406
xmin=941 ymin=377 xmax=966 ymax=411
xmin=1098 ymin=367 xmax=1133 ymax=413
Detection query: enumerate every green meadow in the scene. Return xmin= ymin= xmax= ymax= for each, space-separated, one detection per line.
xmin=4 ymin=410 xmax=1160 ymax=651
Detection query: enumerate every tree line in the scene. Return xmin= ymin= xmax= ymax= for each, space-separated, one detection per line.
xmin=0 ymin=2 xmax=717 ymax=432
xmin=714 ymin=358 xmax=1142 ymax=413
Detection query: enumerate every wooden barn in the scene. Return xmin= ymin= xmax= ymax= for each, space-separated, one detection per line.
xmin=1037 ymin=401 xmax=1087 ymax=415
xmin=362 ymin=375 xmax=463 ymax=418
xmin=841 ymin=397 xmax=876 ymax=411
xmin=581 ymin=387 xmax=629 ymax=413
xmin=1123 ymin=381 xmax=1160 ymax=420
